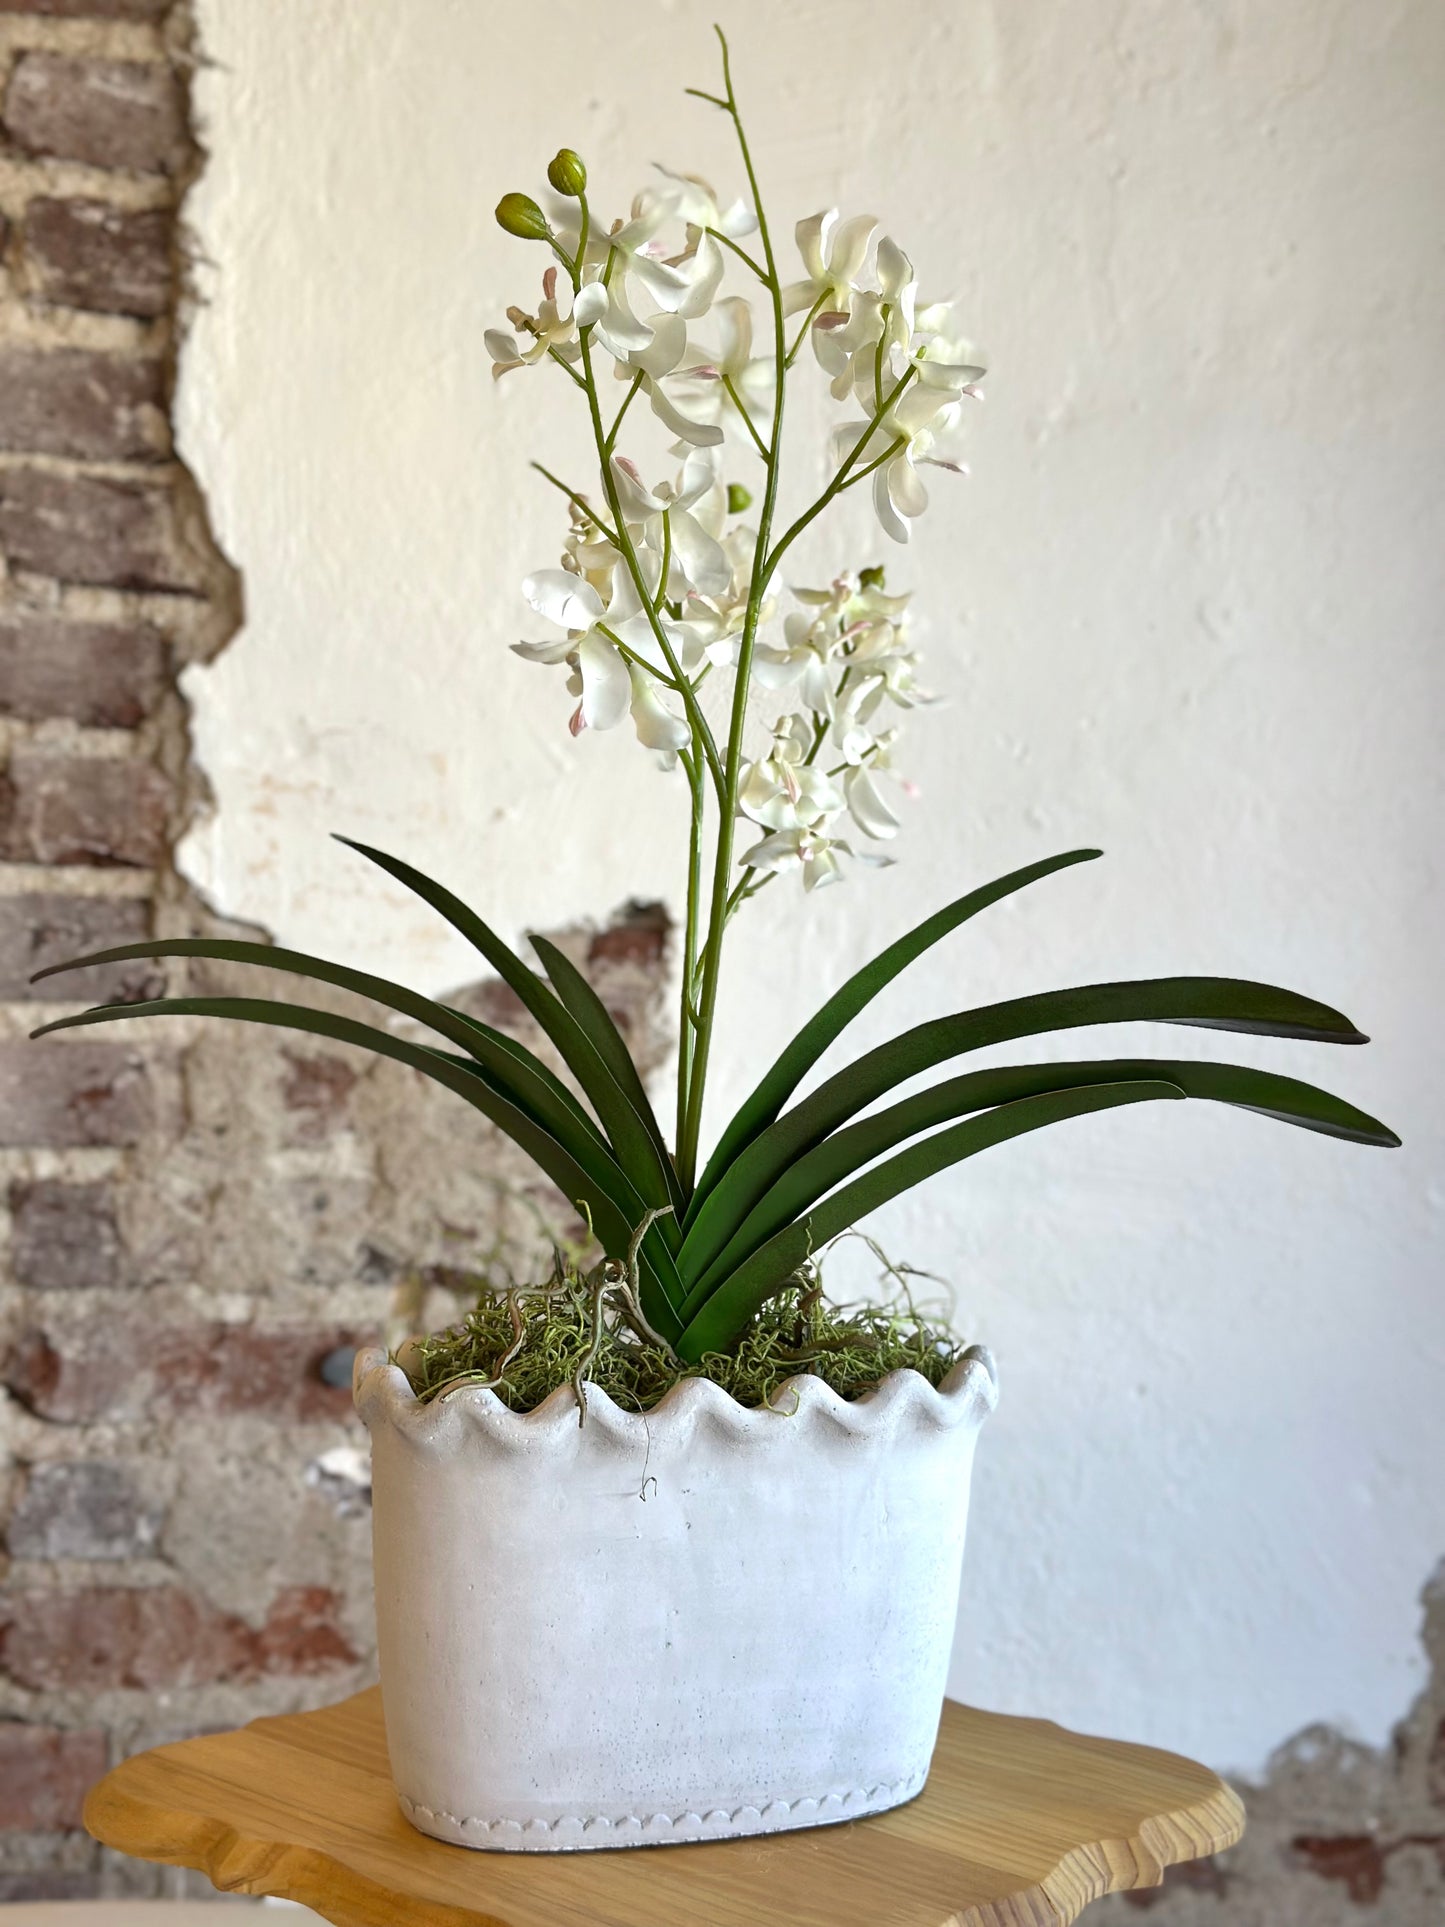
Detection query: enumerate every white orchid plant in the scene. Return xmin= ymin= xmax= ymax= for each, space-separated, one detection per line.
xmin=31 ymin=31 xmax=1396 ymax=1371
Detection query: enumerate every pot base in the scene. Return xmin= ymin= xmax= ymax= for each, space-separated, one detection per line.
xmin=396 ymin=1768 xmax=929 ymax=1851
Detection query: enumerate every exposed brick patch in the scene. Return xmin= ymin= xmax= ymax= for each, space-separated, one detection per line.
xmin=0 ymin=349 xmax=167 ymax=464
xmin=0 ymin=893 xmax=159 ymax=999
xmin=0 ymin=0 xmax=168 ymax=14
xmin=587 ymin=899 xmax=669 ymax=969
xmin=0 ymin=467 xmax=205 ymax=592
xmin=9 ymin=1179 xmax=122 ymax=1290
xmin=0 ymin=1724 xmax=107 ymax=1831
xmin=1291 ymin=1831 xmax=1445 ymax=1905
xmin=3 ymin=55 xmax=186 ymax=176
xmin=7 ymin=1461 xmax=163 ymax=1562
xmin=0 ymin=1584 xmax=356 ymax=1693
xmin=0 ymin=617 xmax=168 ymax=727
xmin=0 ymin=1038 xmax=150 ymax=1146
xmin=281 ymin=1049 xmax=359 ymax=1142
xmin=0 ymin=752 xmax=171 ymax=866
xmin=2 ymin=1320 xmax=370 ymax=1423
xmin=20 ymin=196 xmax=174 ymax=319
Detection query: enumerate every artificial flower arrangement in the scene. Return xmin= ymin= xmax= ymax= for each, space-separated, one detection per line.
xmin=32 ymin=29 xmax=1395 ymax=1854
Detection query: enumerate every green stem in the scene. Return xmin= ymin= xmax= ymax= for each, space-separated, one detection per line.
xmin=704 ymin=225 xmax=769 ymax=283
xmin=678 ymin=27 xmax=787 ymax=1192
xmin=605 ymin=370 xmax=644 ymax=455
xmin=676 ymin=745 xmax=706 ymax=1150
xmin=577 ymin=327 xmax=726 ymax=800
xmin=762 ymin=365 xmax=917 ymax=584
xmin=547 ymin=347 xmax=589 ymax=392
xmin=784 ymin=291 xmax=829 ymax=369
xmin=530 ymin=462 xmax=621 ymax=549
xmin=722 ymin=373 xmax=769 ymax=460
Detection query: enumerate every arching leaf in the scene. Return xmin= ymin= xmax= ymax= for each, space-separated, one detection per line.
xmin=680 ymin=1058 xmax=1399 ymax=1313
xmin=675 ymin=1081 xmax=1187 ymax=1361
xmin=683 ymin=975 xmax=1369 ymax=1282
xmin=691 ymin=847 xmax=1102 ymax=1215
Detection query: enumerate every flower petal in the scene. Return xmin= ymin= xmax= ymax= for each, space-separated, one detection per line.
xmin=873 ymin=463 xmax=910 ymax=544
xmin=649 ymin=382 xmax=725 ymax=446
xmin=627 ymin=663 xmax=691 ymax=752
xmin=576 ymin=633 xmax=632 ymax=730
xmin=522 ymin=570 xmax=605 ymax=630
xmin=845 ymin=764 xmax=902 ymax=840
xmin=572 ymin=281 xmax=609 ymax=328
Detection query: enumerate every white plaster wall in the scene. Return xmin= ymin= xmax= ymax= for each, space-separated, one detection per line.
xmin=177 ymin=0 xmax=1444 ymax=1776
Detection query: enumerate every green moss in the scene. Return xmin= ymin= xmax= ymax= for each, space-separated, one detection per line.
xmin=400 ymin=1245 xmax=965 ymax=1416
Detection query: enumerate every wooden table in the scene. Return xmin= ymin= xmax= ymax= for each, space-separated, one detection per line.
xmin=84 ymin=1686 xmax=1243 ymax=1927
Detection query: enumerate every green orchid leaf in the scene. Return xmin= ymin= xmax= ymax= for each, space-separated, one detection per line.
xmin=684 ymin=974 xmax=1370 ymax=1281
xmin=30 ymin=934 xmax=611 ymax=1171
xmin=528 ymin=932 xmax=683 ymax=1225
xmin=681 ymin=1058 xmax=1399 ymax=1313
xmin=335 ymin=837 xmax=676 ymax=1218
xmin=31 ymin=996 xmax=684 ymax=1338
xmin=675 ymin=1080 xmax=1187 ymax=1361
xmin=692 ymin=847 xmax=1103 ymax=1216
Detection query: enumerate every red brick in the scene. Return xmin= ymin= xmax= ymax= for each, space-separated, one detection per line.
xmin=0 ymin=893 xmax=159 ymax=998
xmin=1292 ymin=1834 xmax=1387 ymax=1904
xmin=2 ymin=1319 xmax=367 ymax=1423
xmin=0 ymin=466 xmax=204 ymax=592
xmin=9 ymin=1179 xmax=123 ymax=1290
xmin=0 ymin=1038 xmax=151 ymax=1147
xmin=587 ymin=901 xmax=669 ymax=969
xmin=0 ymin=617 xmax=168 ymax=725
xmin=0 ymin=752 xmax=171 ymax=866
xmin=0 ymin=0 xmax=167 ymax=13
xmin=0 ymin=348 xmax=167 ymax=462
xmin=0 ymin=1584 xmax=356 ymax=1692
xmin=3 ymin=55 xmax=185 ymax=175
xmin=21 ymin=196 xmax=173 ymax=318
xmin=281 ymin=1049 xmax=359 ymax=1142
xmin=0 ymin=1723 xmax=107 ymax=1830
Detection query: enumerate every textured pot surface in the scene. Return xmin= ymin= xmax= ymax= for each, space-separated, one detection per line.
xmin=353 ymin=1344 xmax=997 ymax=1851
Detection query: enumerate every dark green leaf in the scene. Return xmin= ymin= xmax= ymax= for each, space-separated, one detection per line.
xmin=681 ymin=1058 xmax=1399 ymax=1313
xmin=529 ymin=932 xmax=683 ymax=1225
xmin=675 ymin=1081 xmax=1186 ymax=1361
xmin=31 ymin=934 xmax=610 ymax=1172
xmin=692 ymin=848 xmax=1103 ymax=1216
xmin=683 ymin=974 xmax=1369 ymax=1285
xmin=31 ymin=996 xmax=685 ymax=1340
xmin=335 ymin=837 xmax=677 ymax=1217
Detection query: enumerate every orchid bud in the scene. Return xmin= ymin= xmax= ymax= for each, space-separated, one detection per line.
xmin=495 ymin=193 xmax=552 ymax=242
xmin=859 ymin=565 xmax=886 ymax=590
xmin=546 ymin=149 xmax=588 ymax=198
xmin=727 ymin=483 xmax=753 ymax=515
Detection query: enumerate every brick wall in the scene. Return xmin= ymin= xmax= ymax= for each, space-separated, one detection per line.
xmin=0 ymin=1 xmax=672 ymax=1900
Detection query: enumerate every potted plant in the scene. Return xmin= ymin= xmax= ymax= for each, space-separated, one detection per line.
xmin=32 ymin=29 xmax=1396 ymax=1855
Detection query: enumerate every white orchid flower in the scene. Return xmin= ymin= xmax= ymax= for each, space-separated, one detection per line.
xmin=812 ymin=235 xmax=918 ymax=406
xmin=485 ymin=268 xmax=580 ymax=378
xmin=610 ymin=452 xmax=732 ymax=600
xmin=513 ymin=568 xmax=688 ymax=752
xmin=669 ymin=297 xmax=775 ymax=445
xmin=911 ymin=301 xmax=987 ymax=393
xmin=782 ymin=209 xmax=879 ymax=322
xmin=735 ymin=717 xmax=849 ymax=889
xmin=673 ymin=526 xmax=762 ymax=670
xmin=833 ymin=386 xmax=968 ymax=544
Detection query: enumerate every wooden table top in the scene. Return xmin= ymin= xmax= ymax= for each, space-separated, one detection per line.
xmin=84 ymin=1685 xmax=1243 ymax=1927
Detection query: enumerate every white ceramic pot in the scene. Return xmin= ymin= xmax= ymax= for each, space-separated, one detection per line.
xmin=353 ymin=1343 xmax=998 ymax=1851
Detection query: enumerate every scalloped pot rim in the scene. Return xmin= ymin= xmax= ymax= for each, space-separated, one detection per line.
xmin=352 ymin=1341 xmax=999 ymax=1460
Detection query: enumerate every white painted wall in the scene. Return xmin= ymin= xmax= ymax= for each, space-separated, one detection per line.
xmin=178 ymin=0 xmax=1444 ymax=1776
